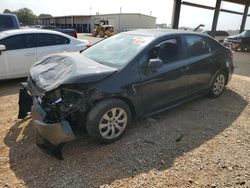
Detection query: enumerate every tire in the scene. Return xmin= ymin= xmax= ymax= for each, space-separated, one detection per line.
xmin=86 ymin=99 xmax=131 ymax=143
xmin=92 ymin=31 xmax=97 ymax=37
xmin=208 ymin=71 xmax=227 ymax=98
xmin=98 ymin=30 xmax=105 ymax=38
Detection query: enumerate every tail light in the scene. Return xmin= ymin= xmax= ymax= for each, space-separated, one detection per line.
xmin=86 ymin=41 xmax=92 ymax=48
xmin=228 ymin=49 xmax=233 ymax=60
xmin=226 ymin=49 xmax=233 ymax=66
xmin=73 ymin=31 xmax=77 ymax=38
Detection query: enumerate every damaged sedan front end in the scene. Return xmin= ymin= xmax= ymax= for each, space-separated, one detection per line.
xmin=18 ymin=79 xmax=93 ymax=159
xmin=18 ymin=53 xmax=117 ymax=159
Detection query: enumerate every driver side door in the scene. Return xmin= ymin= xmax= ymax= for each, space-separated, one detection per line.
xmin=140 ymin=36 xmax=192 ymax=115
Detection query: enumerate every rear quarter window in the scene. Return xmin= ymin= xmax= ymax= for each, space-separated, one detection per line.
xmin=204 ymin=37 xmax=221 ymax=51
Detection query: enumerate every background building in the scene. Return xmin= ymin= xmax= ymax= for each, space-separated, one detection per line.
xmin=37 ymin=13 xmax=156 ymax=33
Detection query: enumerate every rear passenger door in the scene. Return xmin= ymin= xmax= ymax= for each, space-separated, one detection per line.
xmin=183 ymin=35 xmax=220 ymax=94
xmin=0 ymin=34 xmax=36 ymax=79
xmin=36 ymin=33 xmax=70 ymax=60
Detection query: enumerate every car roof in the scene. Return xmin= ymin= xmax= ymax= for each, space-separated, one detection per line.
xmin=124 ymin=29 xmax=205 ymax=38
xmin=0 ymin=13 xmax=17 ymax=17
xmin=0 ymin=28 xmax=71 ymax=40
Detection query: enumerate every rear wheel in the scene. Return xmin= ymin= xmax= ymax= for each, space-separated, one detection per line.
xmin=208 ymin=71 xmax=227 ymax=98
xmin=86 ymin=99 xmax=131 ymax=143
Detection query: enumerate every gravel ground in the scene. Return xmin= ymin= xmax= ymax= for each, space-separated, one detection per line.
xmin=0 ymin=38 xmax=249 ymax=187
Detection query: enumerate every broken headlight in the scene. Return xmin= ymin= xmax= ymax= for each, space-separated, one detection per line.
xmin=40 ymin=88 xmax=90 ymax=122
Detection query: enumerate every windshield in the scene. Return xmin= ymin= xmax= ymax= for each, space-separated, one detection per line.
xmin=240 ymin=30 xmax=250 ymax=37
xmin=82 ymin=33 xmax=154 ymax=68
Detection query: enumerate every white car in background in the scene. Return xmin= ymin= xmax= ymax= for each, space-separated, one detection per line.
xmin=0 ymin=29 xmax=89 ymax=80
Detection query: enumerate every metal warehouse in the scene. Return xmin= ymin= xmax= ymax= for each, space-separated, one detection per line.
xmin=37 ymin=13 xmax=156 ymax=33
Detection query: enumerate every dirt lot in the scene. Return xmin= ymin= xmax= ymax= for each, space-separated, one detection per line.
xmin=0 ymin=36 xmax=250 ymax=187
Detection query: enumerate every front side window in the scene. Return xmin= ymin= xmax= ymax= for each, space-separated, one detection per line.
xmin=0 ymin=34 xmax=35 ymax=50
xmin=37 ymin=34 xmax=70 ymax=47
xmin=148 ymin=37 xmax=181 ymax=64
xmin=185 ymin=35 xmax=212 ymax=57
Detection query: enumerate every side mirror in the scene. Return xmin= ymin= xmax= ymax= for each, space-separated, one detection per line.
xmin=148 ymin=58 xmax=163 ymax=69
xmin=0 ymin=45 xmax=6 ymax=55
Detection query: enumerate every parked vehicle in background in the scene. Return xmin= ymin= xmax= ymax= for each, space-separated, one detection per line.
xmin=0 ymin=29 xmax=89 ymax=80
xmin=40 ymin=25 xmax=78 ymax=38
xmin=0 ymin=13 xmax=20 ymax=32
xmin=92 ymin=19 xmax=115 ymax=37
xmin=202 ymin=30 xmax=229 ymax=42
xmin=224 ymin=30 xmax=250 ymax=51
xmin=18 ymin=29 xmax=234 ymax=159
xmin=0 ymin=14 xmax=78 ymax=38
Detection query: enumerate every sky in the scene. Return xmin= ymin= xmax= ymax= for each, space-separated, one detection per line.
xmin=0 ymin=0 xmax=250 ymax=30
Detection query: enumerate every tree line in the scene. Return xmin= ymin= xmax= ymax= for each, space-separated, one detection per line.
xmin=3 ymin=8 xmax=52 ymax=25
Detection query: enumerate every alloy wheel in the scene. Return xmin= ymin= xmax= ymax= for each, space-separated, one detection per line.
xmin=213 ymin=74 xmax=225 ymax=95
xmin=99 ymin=108 xmax=128 ymax=139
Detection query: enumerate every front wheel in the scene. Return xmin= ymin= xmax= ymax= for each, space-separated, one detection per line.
xmin=208 ymin=71 xmax=227 ymax=98
xmin=86 ymin=99 xmax=131 ymax=143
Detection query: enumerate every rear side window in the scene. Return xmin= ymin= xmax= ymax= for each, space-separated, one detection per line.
xmin=204 ymin=37 xmax=220 ymax=51
xmin=0 ymin=16 xmax=14 ymax=29
xmin=37 ymin=34 xmax=70 ymax=47
xmin=0 ymin=34 xmax=35 ymax=50
xmin=185 ymin=35 xmax=213 ymax=57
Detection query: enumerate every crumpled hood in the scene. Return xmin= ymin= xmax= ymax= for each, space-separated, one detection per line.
xmin=30 ymin=52 xmax=117 ymax=92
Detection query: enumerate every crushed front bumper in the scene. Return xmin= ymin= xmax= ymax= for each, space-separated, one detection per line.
xmin=31 ymin=102 xmax=76 ymax=145
xmin=32 ymin=103 xmax=76 ymax=159
xmin=18 ymin=84 xmax=76 ymax=159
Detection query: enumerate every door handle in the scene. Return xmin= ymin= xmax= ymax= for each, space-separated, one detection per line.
xmin=180 ymin=66 xmax=190 ymax=72
xmin=25 ymin=52 xmax=35 ymax=56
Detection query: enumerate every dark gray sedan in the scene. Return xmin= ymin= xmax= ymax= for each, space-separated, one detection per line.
xmin=18 ymin=29 xmax=234 ymax=159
